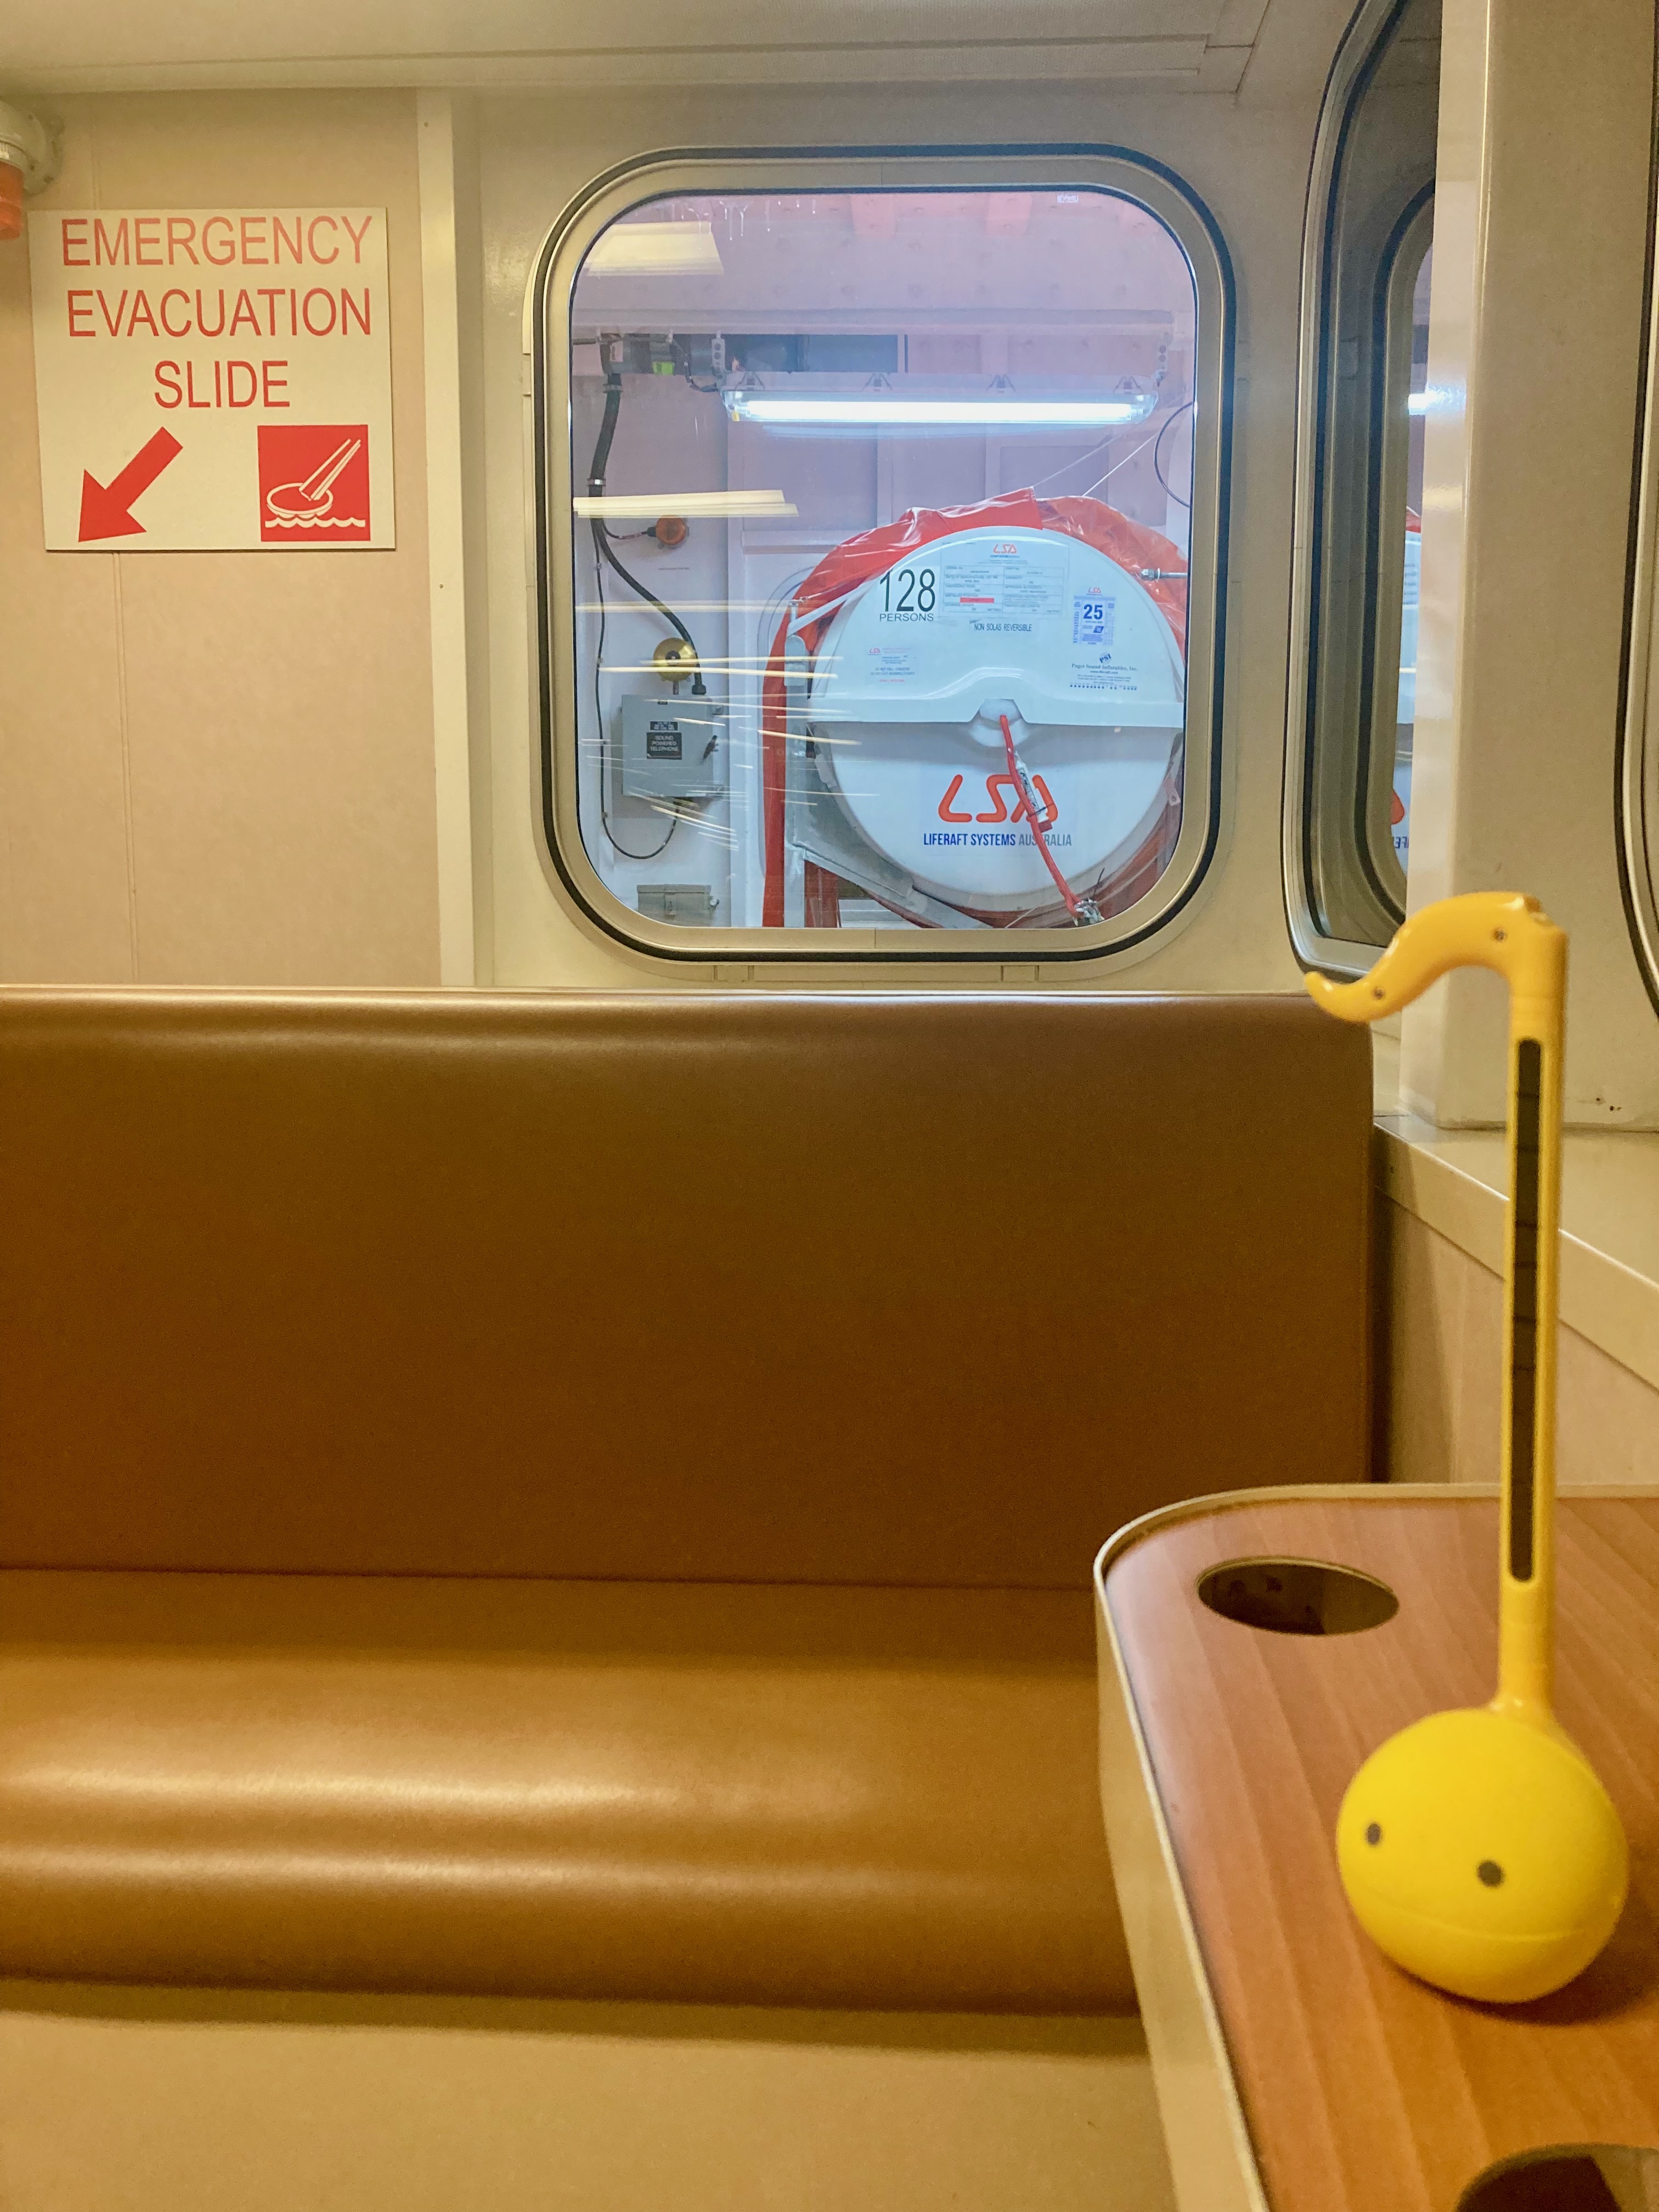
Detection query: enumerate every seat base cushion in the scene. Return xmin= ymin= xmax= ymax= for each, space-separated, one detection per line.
xmin=0 ymin=1573 xmax=1131 ymax=2015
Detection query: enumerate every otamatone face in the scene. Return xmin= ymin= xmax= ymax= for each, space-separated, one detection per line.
xmin=1335 ymin=1705 xmax=1628 ymax=2004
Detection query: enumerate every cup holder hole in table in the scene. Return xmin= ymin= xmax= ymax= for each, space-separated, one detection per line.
xmin=1457 ymin=2146 xmax=1659 ymax=2212
xmin=1197 ymin=1557 xmax=1398 ymax=1637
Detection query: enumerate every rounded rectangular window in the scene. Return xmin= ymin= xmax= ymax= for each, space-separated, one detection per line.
xmin=533 ymin=155 xmax=1232 ymax=959
xmin=1284 ymin=0 xmax=1439 ymax=974
xmin=1377 ymin=228 xmax=1431 ymax=891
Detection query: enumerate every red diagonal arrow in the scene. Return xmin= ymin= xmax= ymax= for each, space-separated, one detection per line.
xmin=78 ymin=428 xmax=184 ymax=543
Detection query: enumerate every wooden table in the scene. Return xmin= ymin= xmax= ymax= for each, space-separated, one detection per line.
xmin=1094 ymin=1488 xmax=1659 ymax=2212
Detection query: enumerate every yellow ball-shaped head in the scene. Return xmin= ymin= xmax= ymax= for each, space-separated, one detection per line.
xmin=1336 ymin=1707 xmax=1628 ymax=2005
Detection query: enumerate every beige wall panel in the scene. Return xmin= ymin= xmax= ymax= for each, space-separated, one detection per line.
xmin=0 ymin=1989 xmax=1170 ymax=2212
xmin=1558 ymin=1321 xmax=1659 ymax=1490
xmin=1381 ymin=1195 xmax=1500 ymax=1486
xmin=0 ymin=114 xmax=134 ymax=983
xmin=117 ymin=547 xmax=437 ymax=984
xmin=3 ymin=92 xmax=440 ymax=986
xmin=1382 ymin=1195 xmax=1471 ymax=1484
xmin=0 ymin=547 xmax=137 ymax=985
xmin=1381 ymin=1198 xmax=1659 ymax=1488
xmin=476 ymin=81 xmax=1317 ymax=990
xmin=1402 ymin=0 xmax=1659 ymax=1127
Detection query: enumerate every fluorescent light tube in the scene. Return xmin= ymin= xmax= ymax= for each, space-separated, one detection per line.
xmin=722 ymin=393 xmax=1158 ymax=428
xmin=573 ymin=490 xmax=798 ymax=518
xmin=585 ymin=222 xmax=724 ymax=277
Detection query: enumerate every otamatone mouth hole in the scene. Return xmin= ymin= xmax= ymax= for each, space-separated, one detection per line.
xmin=1457 ymin=2146 xmax=1659 ymax=2212
xmin=1196 ymin=1557 xmax=1399 ymax=1637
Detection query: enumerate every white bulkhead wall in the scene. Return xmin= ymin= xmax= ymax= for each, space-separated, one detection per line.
xmin=0 ymin=40 xmax=1357 ymax=1003
xmin=0 ymin=91 xmax=443 ymax=990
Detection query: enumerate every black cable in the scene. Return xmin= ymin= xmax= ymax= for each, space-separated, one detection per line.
xmin=592 ymin=541 xmax=678 ymax=862
xmin=588 ymin=362 xmax=705 ymax=692
xmin=1153 ymin=399 xmax=1195 ymax=511
xmin=585 ymin=346 xmax=691 ymax=859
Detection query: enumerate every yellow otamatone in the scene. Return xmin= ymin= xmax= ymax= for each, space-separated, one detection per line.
xmin=1335 ymin=1708 xmax=1626 ymax=2004
xmin=1308 ymin=894 xmax=1628 ymax=2005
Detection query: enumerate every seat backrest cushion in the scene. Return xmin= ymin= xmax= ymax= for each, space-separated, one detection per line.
xmin=0 ymin=990 xmax=1371 ymax=1585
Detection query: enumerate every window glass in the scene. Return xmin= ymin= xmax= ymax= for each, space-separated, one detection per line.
xmin=1387 ymin=240 xmax=1432 ymax=879
xmin=557 ymin=183 xmax=1211 ymax=944
xmin=1285 ymin=0 xmax=1440 ymax=972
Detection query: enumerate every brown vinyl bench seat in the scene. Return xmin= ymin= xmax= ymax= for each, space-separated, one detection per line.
xmin=0 ymin=990 xmax=1371 ymax=2010
xmin=0 ymin=1574 xmax=1120 ymax=2011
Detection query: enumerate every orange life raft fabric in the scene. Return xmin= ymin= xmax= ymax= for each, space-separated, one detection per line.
xmin=760 ymin=488 xmax=1189 ymax=926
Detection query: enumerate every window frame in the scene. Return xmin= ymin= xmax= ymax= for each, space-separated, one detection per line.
xmin=529 ymin=144 xmax=1235 ymax=965
xmin=1620 ymin=198 xmax=1659 ymax=1020
xmin=1283 ymin=0 xmax=1438 ymax=978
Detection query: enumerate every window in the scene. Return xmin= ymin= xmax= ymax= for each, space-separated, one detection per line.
xmin=1369 ymin=215 xmax=1432 ymax=901
xmin=533 ymin=154 xmax=1232 ymax=960
xmin=1285 ymin=0 xmax=1440 ymax=974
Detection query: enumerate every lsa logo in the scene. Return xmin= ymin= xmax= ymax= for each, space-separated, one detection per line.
xmin=939 ymin=773 xmax=1058 ymax=827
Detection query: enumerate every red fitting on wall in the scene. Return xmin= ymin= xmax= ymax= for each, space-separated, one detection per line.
xmin=0 ymin=103 xmax=58 ymax=241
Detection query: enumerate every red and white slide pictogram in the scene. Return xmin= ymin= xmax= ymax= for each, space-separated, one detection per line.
xmin=258 ymin=424 xmax=370 ymax=544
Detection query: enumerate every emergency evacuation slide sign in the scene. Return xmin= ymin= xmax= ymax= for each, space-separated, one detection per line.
xmin=28 ymin=208 xmax=393 ymax=550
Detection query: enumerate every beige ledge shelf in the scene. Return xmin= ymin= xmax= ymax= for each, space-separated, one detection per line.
xmin=1369 ymin=1074 xmax=1659 ymax=1392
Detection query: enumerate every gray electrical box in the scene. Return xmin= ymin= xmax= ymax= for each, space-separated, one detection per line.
xmin=637 ymin=883 xmax=718 ymax=926
xmin=620 ymin=697 xmax=726 ymax=802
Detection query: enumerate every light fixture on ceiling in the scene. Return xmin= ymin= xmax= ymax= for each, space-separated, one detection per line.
xmin=584 ymin=222 xmax=725 ymax=278
xmin=573 ymin=490 xmax=797 ymax=519
xmin=721 ymin=393 xmax=1159 ymax=428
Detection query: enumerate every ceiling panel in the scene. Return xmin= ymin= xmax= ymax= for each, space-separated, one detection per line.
xmin=0 ymin=0 xmax=1350 ymax=99
xmin=2 ymin=0 xmax=1222 ymax=68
